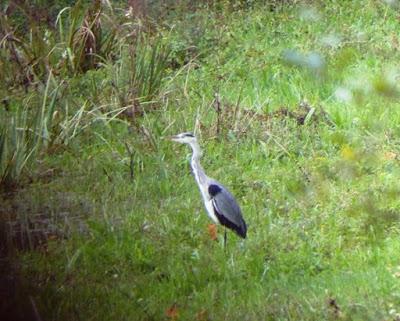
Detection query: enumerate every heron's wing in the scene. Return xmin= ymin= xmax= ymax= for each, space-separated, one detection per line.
xmin=208 ymin=183 xmax=247 ymax=238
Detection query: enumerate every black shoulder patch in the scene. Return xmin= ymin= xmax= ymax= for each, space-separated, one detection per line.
xmin=208 ymin=184 xmax=222 ymax=197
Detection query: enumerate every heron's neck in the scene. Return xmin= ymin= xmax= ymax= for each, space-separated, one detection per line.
xmin=189 ymin=141 xmax=207 ymax=185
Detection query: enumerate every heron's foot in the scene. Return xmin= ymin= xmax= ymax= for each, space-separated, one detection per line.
xmin=207 ymin=224 xmax=218 ymax=241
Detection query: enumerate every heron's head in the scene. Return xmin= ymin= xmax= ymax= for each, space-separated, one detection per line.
xmin=170 ymin=132 xmax=197 ymax=145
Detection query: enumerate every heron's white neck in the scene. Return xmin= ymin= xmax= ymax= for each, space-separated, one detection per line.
xmin=188 ymin=141 xmax=207 ymax=185
xmin=189 ymin=140 xmax=202 ymax=160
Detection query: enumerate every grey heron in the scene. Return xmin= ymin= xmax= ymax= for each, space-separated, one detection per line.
xmin=170 ymin=132 xmax=247 ymax=245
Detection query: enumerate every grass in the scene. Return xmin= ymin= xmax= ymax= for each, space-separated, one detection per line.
xmin=2 ymin=0 xmax=400 ymax=320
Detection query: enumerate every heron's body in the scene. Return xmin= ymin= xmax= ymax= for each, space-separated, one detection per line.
xmin=171 ymin=132 xmax=247 ymax=239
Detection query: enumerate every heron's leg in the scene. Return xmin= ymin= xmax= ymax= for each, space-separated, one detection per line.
xmin=224 ymin=227 xmax=227 ymax=251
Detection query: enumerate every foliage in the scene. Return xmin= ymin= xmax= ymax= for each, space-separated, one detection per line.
xmin=0 ymin=0 xmax=173 ymax=188
xmin=109 ymin=35 xmax=171 ymax=108
xmin=0 ymin=0 xmax=121 ymax=86
xmin=0 ymin=73 xmax=61 ymax=188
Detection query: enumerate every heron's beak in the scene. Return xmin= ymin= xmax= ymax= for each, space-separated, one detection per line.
xmin=168 ymin=135 xmax=180 ymax=142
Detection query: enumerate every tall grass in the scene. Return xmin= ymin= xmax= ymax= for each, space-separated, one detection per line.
xmin=0 ymin=73 xmax=60 ymax=188
xmin=0 ymin=0 xmax=121 ymax=87
xmin=109 ymin=35 xmax=171 ymax=115
xmin=0 ymin=1 xmax=173 ymax=188
xmin=55 ymin=0 xmax=120 ymax=75
xmin=0 ymin=106 xmax=33 ymax=188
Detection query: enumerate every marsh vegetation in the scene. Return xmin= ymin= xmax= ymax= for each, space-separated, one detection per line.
xmin=1 ymin=1 xmax=400 ymax=320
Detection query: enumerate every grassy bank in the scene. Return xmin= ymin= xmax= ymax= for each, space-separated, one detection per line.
xmin=2 ymin=1 xmax=400 ymax=320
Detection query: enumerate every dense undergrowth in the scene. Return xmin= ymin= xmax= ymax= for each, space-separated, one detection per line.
xmin=2 ymin=0 xmax=400 ymax=320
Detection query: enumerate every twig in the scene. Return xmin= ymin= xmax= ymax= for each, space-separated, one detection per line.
xmin=213 ymin=92 xmax=221 ymax=136
xmin=29 ymin=296 xmax=43 ymax=321
xmin=124 ymin=142 xmax=135 ymax=181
